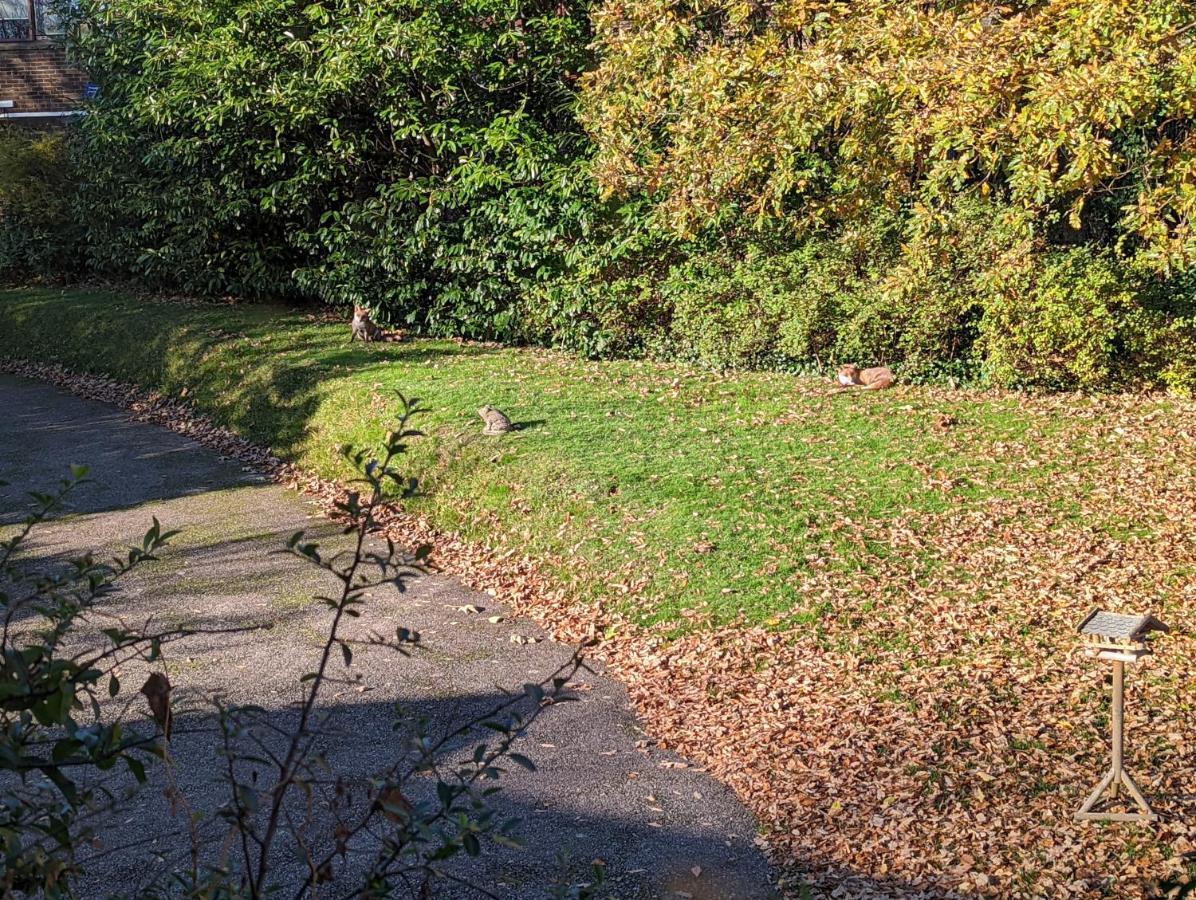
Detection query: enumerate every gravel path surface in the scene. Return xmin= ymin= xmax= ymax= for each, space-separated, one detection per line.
xmin=0 ymin=373 xmax=776 ymax=899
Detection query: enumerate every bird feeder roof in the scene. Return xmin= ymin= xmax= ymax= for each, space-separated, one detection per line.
xmin=1076 ymin=609 xmax=1169 ymax=642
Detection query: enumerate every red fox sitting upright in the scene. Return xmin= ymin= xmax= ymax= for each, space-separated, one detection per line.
xmin=350 ymin=306 xmax=384 ymax=343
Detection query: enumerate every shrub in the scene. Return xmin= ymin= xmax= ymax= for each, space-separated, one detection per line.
xmin=541 ymin=193 xmax=1196 ymax=391
xmin=0 ymin=127 xmax=80 ymax=280
xmin=575 ymin=0 xmax=1196 ymax=388
xmin=510 ymin=194 xmax=676 ymax=357
xmin=0 ymin=466 xmax=177 ymax=895
xmin=980 ymin=250 xmax=1196 ymax=392
xmin=70 ymin=0 xmax=598 ymax=339
xmin=582 ymin=0 xmax=1196 ymax=273
xmin=655 ymin=239 xmax=869 ymax=370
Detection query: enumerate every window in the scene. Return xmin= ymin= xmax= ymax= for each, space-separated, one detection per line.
xmin=0 ymin=0 xmax=64 ymax=41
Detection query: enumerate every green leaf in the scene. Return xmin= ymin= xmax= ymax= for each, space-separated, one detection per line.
xmin=125 ymin=756 xmax=147 ymax=783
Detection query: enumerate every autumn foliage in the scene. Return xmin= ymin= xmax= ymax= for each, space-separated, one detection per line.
xmin=4 ymin=1 xmax=1196 ymax=387
xmin=581 ymin=0 xmax=1196 ymax=388
xmin=585 ymin=1 xmax=1196 ymax=249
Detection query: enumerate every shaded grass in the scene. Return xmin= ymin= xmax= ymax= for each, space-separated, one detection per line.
xmin=0 ymin=286 xmax=1158 ymax=628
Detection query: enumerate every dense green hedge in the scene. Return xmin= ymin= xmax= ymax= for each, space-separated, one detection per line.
xmin=0 ymin=127 xmax=80 ymax=280
xmin=68 ymin=0 xmax=596 ymax=338
xmin=2 ymin=2 xmax=1195 ymax=391
xmin=528 ymin=201 xmax=1196 ymax=391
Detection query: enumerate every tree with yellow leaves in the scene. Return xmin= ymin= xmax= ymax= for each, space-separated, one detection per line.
xmin=578 ymin=1 xmax=1196 ymax=389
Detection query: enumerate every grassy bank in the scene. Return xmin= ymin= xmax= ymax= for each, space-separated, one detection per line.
xmin=0 ymin=286 xmax=1184 ymax=630
xmin=4 ymin=285 xmax=1196 ymax=896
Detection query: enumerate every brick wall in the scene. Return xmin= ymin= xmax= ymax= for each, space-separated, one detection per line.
xmin=0 ymin=42 xmax=86 ymax=115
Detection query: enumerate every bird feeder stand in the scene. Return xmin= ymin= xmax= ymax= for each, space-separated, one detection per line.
xmin=1074 ymin=609 xmax=1169 ymax=823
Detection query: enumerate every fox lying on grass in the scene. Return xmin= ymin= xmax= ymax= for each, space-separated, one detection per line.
xmin=833 ymin=363 xmax=895 ymax=392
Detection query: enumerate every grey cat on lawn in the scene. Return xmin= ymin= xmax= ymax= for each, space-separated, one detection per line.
xmin=479 ymin=405 xmax=513 ymax=436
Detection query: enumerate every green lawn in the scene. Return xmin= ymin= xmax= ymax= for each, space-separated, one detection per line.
xmin=0 ymin=285 xmax=1119 ymax=631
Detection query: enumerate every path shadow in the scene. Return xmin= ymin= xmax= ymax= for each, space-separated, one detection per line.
xmin=71 ymin=692 xmax=960 ymax=900
xmin=0 ymin=375 xmax=277 ymax=524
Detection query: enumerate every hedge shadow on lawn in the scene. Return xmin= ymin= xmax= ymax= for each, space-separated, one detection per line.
xmin=0 ymin=287 xmax=502 ymax=466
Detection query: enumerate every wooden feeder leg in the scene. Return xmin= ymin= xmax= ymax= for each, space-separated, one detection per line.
xmin=1119 ymin=769 xmax=1152 ymax=813
xmin=1075 ymin=660 xmax=1157 ymax=822
xmin=1109 ymin=660 xmax=1123 ymax=800
xmin=1076 ymin=769 xmax=1115 ymax=818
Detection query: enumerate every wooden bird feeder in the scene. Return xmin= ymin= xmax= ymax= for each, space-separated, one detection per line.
xmin=1074 ymin=609 xmax=1169 ymax=823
